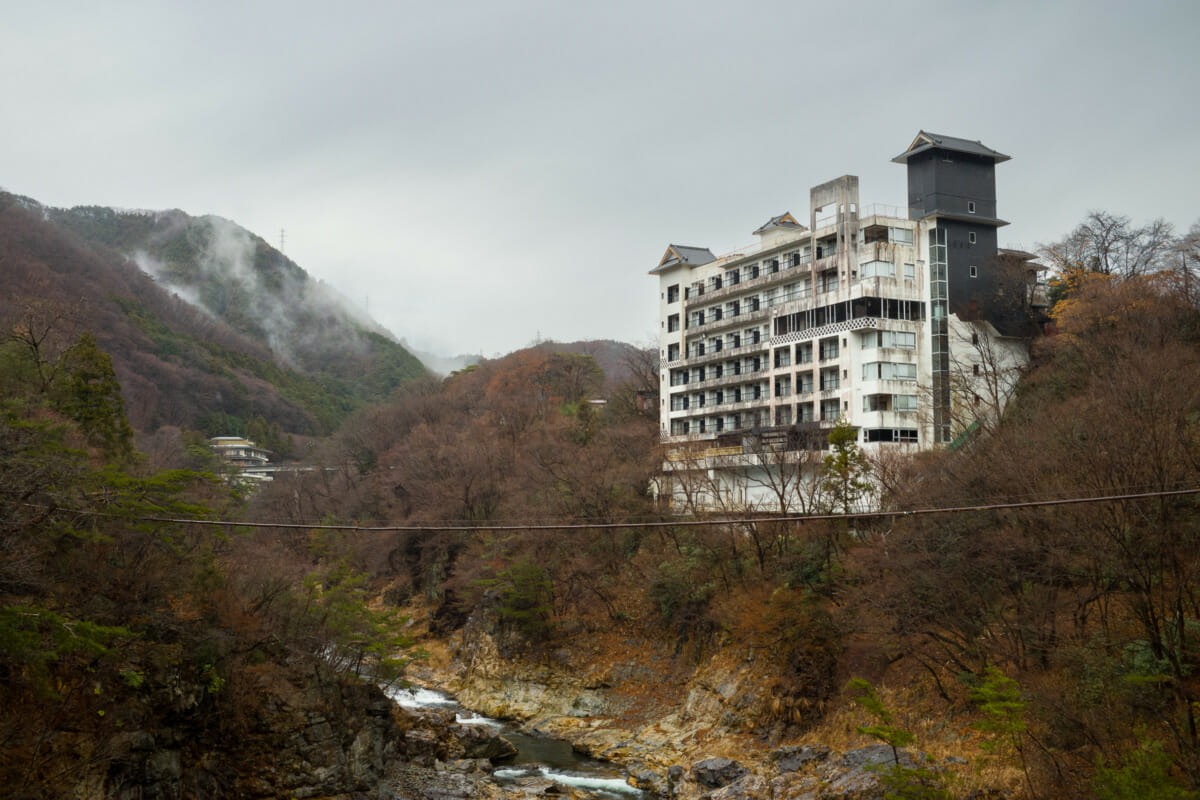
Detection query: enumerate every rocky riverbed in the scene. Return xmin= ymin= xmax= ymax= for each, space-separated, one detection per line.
xmin=400 ymin=611 xmax=1006 ymax=800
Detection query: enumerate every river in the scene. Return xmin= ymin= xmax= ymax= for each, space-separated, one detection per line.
xmin=387 ymin=685 xmax=647 ymax=799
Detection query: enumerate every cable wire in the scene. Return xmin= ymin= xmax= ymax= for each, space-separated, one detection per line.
xmin=14 ymin=486 xmax=1200 ymax=533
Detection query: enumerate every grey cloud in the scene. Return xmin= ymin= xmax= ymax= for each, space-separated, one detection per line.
xmin=3 ymin=0 xmax=1198 ymax=356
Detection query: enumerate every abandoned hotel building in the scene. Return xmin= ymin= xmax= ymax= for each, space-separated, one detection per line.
xmin=651 ymin=131 xmax=1047 ymax=510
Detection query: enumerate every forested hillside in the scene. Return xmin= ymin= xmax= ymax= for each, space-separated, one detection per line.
xmin=0 ymin=303 xmax=418 ymax=796
xmin=243 ymin=219 xmax=1200 ymax=798
xmin=0 ymin=193 xmax=427 ymax=438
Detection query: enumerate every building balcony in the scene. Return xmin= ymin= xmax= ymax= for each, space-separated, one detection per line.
xmin=857 ymin=203 xmax=911 ymax=223
xmin=858 ymin=378 xmax=922 ymax=393
xmin=857 ymin=410 xmax=920 ymax=427
xmin=686 ymin=305 xmax=769 ymax=336
xmin=687 ymin=251 xmax=814 ymax=306
xmin=669 ymin=396 xmax=769 ymax=418
xmin=687 ymin=369 xmax=762 ymax=391
xmin=679 ymin=340 xmax=770 ymax=368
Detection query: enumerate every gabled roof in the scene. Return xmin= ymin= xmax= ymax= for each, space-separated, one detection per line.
xmin=892 ymin=131 xmax=1010 ymax=164
xmin=650 ymin=244 xmax=716 ymax=274
xmin=752 ymin=212 xmax=807 ymax=236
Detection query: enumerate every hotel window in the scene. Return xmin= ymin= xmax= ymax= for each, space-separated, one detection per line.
xmin=820 ymin=367 xmax=840 ymax=391
xmin=862 ymin=362 xmax=918 ymax=381
xmin=667 ymin=314 xmax=679 ymax=332
xmin=968 ymin=231 xmax=977 ymax=245
xmin=968 ymin=201 xmax=976 ymax=214
xmin=819 ymin=337 xmax=840 ymax=360
xmin=860 ymin=260 xmax=895 ymax=279
xmin=667 ymin=284 xmax=680 ymax=303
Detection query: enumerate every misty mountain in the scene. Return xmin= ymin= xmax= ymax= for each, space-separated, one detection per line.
xmin=0 ymin=192 xmax=427 ymax=438
xmin=46 ymin=204 xmax=411 ymax=379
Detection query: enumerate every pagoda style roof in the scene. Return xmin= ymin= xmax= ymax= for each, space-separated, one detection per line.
xmin=752 ymin=212 xmax=807 ymax=235
xmin=892 ymin=131 xmax=1010 ymax=164
xmin=650 ymin=244 xmax=716 ymax=274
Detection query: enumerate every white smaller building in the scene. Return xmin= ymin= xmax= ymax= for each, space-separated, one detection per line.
xmin=208 ymin=436 xmax=274 ymax=482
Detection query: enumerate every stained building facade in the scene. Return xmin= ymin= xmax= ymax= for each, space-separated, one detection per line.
xmin=650 ymin=132 xmax=1045 ymax=511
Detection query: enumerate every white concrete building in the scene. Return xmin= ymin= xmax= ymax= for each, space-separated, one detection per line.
xmin=208 ymin=436 xmax=274 ymax=483
xmin=650 ymin=132 xmax=1045 ymax=511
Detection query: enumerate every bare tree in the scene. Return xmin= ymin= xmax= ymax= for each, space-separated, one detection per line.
xmin=738 ymin=426 xmax=827 ymax=515
xmin=947 ymin=320 xmax=1029 ymax=436
xmin=1040 ymin=211 xmax=1175 ymax=283
xmin=2 ymin=298 xmax=85 ymax=394
xmin=1169 ymin=220 xmax=1200 ymax=307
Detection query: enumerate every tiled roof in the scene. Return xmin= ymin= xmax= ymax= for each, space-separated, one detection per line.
xmin=752 ymin=212 xmax=806 ymax=235
xmin=892 ymin=131 xmax=1010 ymax=164
xmin=650 ymin=244 xmax=716 ymax=273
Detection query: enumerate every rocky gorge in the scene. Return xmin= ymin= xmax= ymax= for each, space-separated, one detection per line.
xmin=403 ymin=608 xmax=1008 ymax=800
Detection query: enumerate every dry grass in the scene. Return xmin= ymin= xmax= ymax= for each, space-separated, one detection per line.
xmin=792 ymin=675 xmax=1029 ymax=799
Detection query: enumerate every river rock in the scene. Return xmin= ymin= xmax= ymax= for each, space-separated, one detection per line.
xmin=708 ymin=774 xmax=770 ymax=799
xmin=402 ymin=727 xmax=447 ymax=766
xmin=691 ymin=757 xmax=749 ymax=788
xmin=509 ymin=776 xmax=582 ymax=797
xmin=379 ymin=763 xmax=513 ymax=799
xmin=453 ymin=723 xmax=519 ymax=761
xmin=630 ymin=767 xmax=665 ymax=793
xmin=448 ymin=757 xmax=494 ymax=773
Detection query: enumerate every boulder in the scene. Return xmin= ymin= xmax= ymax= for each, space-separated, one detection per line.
xmin=709 ymin=774 xmax=770 ymax=800
xmin=629 ymin=768 xmax=665 ymax=792
xmin=836 ymin=744 xmax=923 ymax=769
xmin=454 ymin=724 xmax=519 ymax=761
xmin=691 ymin=757 xmax=749 ymax=789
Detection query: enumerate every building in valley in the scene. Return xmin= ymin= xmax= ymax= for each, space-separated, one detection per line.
xmin=651 ymin=131 xmax=1046 ymax=511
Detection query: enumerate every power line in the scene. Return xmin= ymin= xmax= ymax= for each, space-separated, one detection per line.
xmin=16 ymin=486 xmax=1200 ymax=533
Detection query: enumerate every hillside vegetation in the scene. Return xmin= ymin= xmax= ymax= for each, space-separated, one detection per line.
xmin=0 ymin=193 xmax=427 ymax=438
xmin=250 ymin=232 xmax=1200 ymax=797
xmin=0 ymin=308 xmax=416 ymax=796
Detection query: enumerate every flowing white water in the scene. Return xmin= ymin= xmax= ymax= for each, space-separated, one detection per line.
xmin=388 ymin=684 xmax=646 ymax=799
xmin=386 ymin=685 xmax=502 ymax=725
xmin=493 ymin=766 xmax=642 ymax=794
xmin=387 ymin=685 xmax=456 ymax=709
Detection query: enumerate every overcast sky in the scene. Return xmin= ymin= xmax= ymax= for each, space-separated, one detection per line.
xmin=3 ymin=1 xmax=1197 ymax=359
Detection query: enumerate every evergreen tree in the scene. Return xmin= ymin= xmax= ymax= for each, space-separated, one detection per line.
xmin=820 ymin=419 xmax=873 ymax=514
xmin=56 ymin=332 xmax=135 ymax=462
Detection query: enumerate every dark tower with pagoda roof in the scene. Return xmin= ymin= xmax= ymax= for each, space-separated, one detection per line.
xmin=894 ymin=131 xmax=1011 ymax=329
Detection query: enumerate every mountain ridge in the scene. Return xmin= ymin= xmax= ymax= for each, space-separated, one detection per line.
xmin=0 ymin=192 xmax=427 ymax=437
